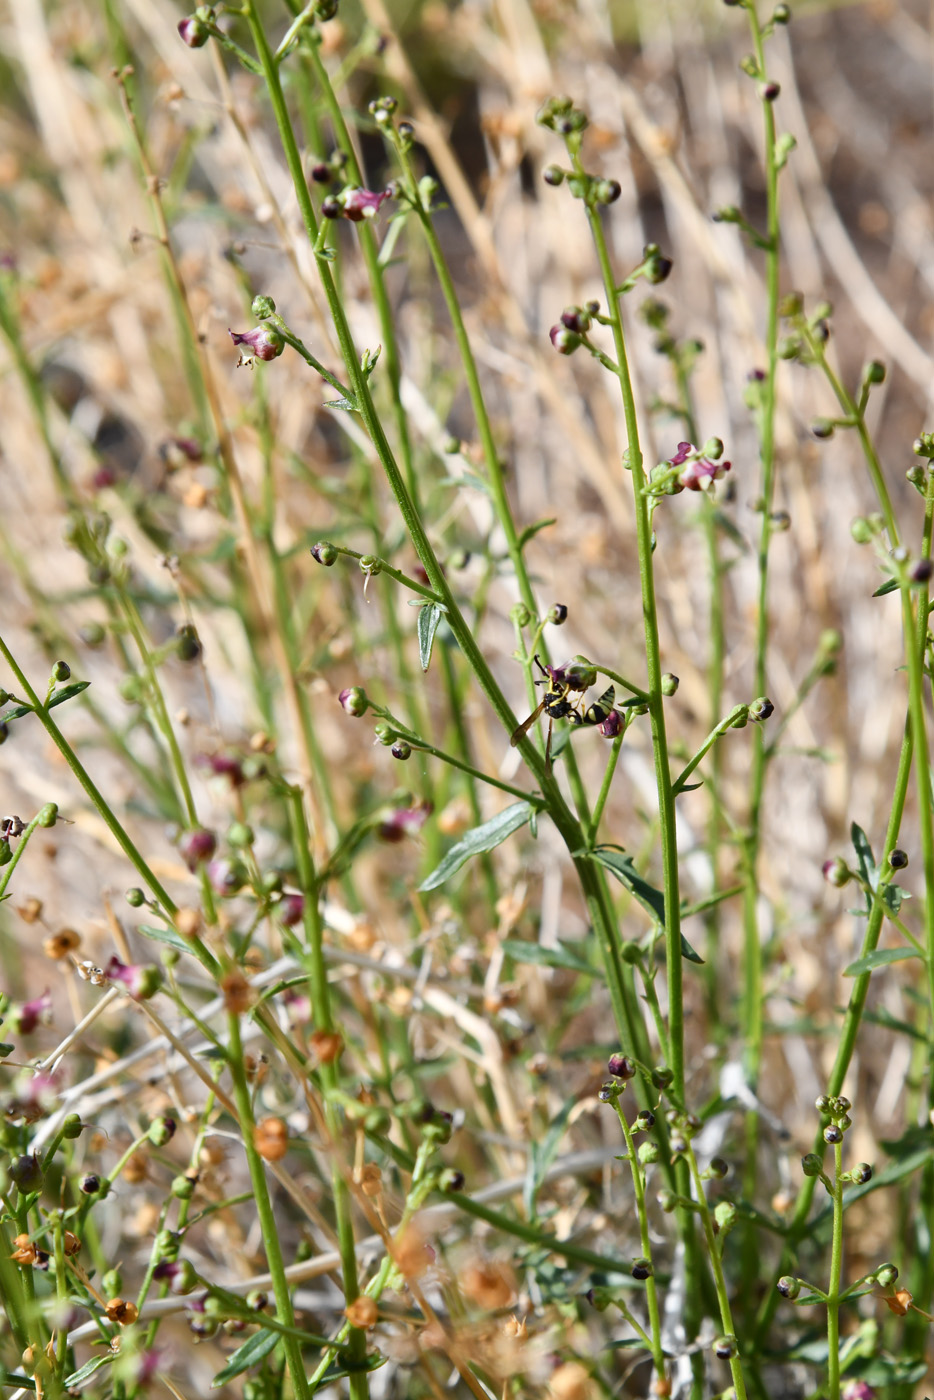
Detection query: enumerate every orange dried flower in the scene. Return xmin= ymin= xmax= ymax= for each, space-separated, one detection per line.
xmin=254 ymin=1117 xmax=288 ymax=1161
xmin=44 ymin=928 xmax=81 ymax=959
xmin=461 ymin=1259 xmax=516 ymax=1311
xmin=345 ymin=1296 xmax=379 ymax=1329
xmin=10 ymin=1234 xmax=38 ymax=1265
xmin=356 ymin=1163 xmax=382 ymax=1197
xmin=63 ymin=1231 xmax=81 ymax=1257
xmin=221 ymin=970 xmax=254 ymax=1014
xmin=885 ymin=1288 xmax=913 ymax=1316
xmin=105 ymin=1299 xmax=139 ymax=1325
xmin=393 ymin=1225 xmax=433 ymax=1281
xmin=18 ymin=898 xmax=43 ymax=924
xmin=174 ymin=908 xmax=201 ymax=940
xmin=310 ymin=1030 xmax=343 ymax=1064
xmin=122 ymin=1153 xmax=148 ymax=1184
xmin=549 ymin=1361 xmax=594 ymax=1400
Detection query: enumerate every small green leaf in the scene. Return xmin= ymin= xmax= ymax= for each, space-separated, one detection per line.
xmin=501 ymin=938 xmax=596 ymax=976
xmin=322 ymin=397 xmax=358 ymax=412
xmin=3 ymin=681 xmax=91 ymax=724
xmin=417 ymin=603 xmax=444 ymax=672
xmin=139 ymin=923 xmax=199 ymax=956
xmin=588 ymin=847 xmax=666 ymax=929
xmin=843 ymin=946 xmax=924 ymax=977
xmin=419 ymin=802 xmax=533 ymax=892
xmin=65 ymin=1354 xmax=114 ymax=1388
xmin=517 ymin=517 xmax=557 ymax=550
xmin=212 ymin=1328 xmax=280 ymax=1386
xmin=872 ymin=577 xmax=898 ymax=597
xmin=850 ymin=823 xmax=876 ymax=885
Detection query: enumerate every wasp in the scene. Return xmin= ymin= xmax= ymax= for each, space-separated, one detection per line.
xmin=511 ymin=656 xmax=616 ymax=768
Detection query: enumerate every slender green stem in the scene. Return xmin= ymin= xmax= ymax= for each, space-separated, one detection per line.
xmin=614 ymin=1099 xmax=665 ymax=1381
xmin=242 ymin=1 xmax=640 ymax=1065
xmin=826 ymin=1139 xmax=844 ymax=1400
xmin=287 ymin=789 xmax=367 ymax=1399
xmin=684 ymin=1144 xmax=748 ymax=1400
xmin=227 ymin=1012 xmax=310 ymax=1400
xmin=588 ymin=730 xmax=625 ymax=842
xmin=0 ymin=636 xmax=179 ymax=923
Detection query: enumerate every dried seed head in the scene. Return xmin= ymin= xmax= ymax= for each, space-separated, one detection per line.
xmin=10 ymin=1234 xmax=38 ymax=1265
xmin=345 ymin=1296 xmax=379 ymax=1329
xmin=884 ymin=1288 xmax=913 ymax=1316
xmin=460 ymin=1259 xmax=516 ymax=1311
xmin=221 ymin=970 xmax=254 ymax=1014
xmin=44 ymin=928 xmax=81 ymax=959
xmin=63 ymin=1231 xmax=81 ymax=1257
xmin=105 ymin=1299 xmax=139 ymax=1326
xmin=356 ymin=1163 xmax=383 ymax=1197
xmin=393 ymin=1225 xmax=433 ymax=1280
xmin=254 ymin=1117 xmax=289 ymax=1161
xmin=175 ymin=907 xmax=201 ymax=939
xmin=18 ymin=897 xmax=43 ymax=924
xmin=548 ymin=1361 xmax=594 ymax=1400
xmin=310 ymin=1030 xmax=343 ymax=1064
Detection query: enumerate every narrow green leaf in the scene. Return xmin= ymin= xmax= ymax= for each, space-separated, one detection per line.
xmin=872 ymin=577 xmax=898 ymax=597
xmin=3 ymin=681 xmax=91 ymax=724
xmin=843 ymin=946 xmax=924 ymax=977
xmin=588 ymin=848 xmax=666 ymax=926
xmin=212 ymin=1328 xmax=280 ymax=1386
xmin=501 ymin=937 xmax=596 ymax=976
xmin=65 ymin=1354 xmax=114 ymax=1388
xmin=139 ymin=923 xmax=200 ymax=956
xmin=517 ymin=517 xmax=557 ymax=550
xmin=850 ymin=823 xmax=875 ymax=885
xmin=322 ymin=397 xmax=358 ymax=412
xmin=417 ymin=603 xmax=444 ymax=672
xmin=419 ymin=802 xmax=533 ymax=892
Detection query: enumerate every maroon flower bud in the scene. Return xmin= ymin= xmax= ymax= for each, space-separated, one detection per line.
xmin=607 ymin=1052 xmax=636 ymax=1079
xmin=177 ymin=15 xmax=210 ymax=46
xmin=759 ymin=81 xmax=781 ymax=102
xmin=391 ymin=741 xmax=412 ymax=760
xmin=228 ymin=326 xmax=285 ymax=364
xmin=104 ymin=956 xmax=162 ymax=1002
xmin=910 ymin=559 xmax=933 ymax=583
xmin=279 ymin=893 xmax=304 ymax=926
xmin=338 ymin=687 xmax=369 ymax=716
xmin=548 ymin=603 xmax=568 ymax=625
xmin=195 ymin=752 xmax=245 ymax=785
xmin=12 ymin=990 xmax=52 ymax=1035
xmin=321 ymin=195 xmax=343 ymax=219
xmin=560 ymin=306 xmax=591 ymax=334
xmin=549 ymin=324 xmax=581 ymax=355
xmin=310 ymin=541 xmax=338 ymax=566
xmin=377 ymin=799 xmax=432 ymax=843
xmin=599 ymin=709 xmax=624 ymax=738
xmin=206 ymin=859 xmax=246 ymax=896
xmin=311 ymin=163 xmax=332 ymax=183
xmin=179 ymin=827 xmax=217 ymax=871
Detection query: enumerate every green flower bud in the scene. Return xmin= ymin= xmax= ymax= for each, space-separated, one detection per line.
xmin=777 ymin=1275 xmax=801 ymax=1298
xmin=148 ymin=1115 xmax=177 ymax=1148
xmin=52 ymin=660 xmax=71 ymax=683
xmin=171 ymin=1174 xmax=196 ymax=1200
xmin=103 ymin=1268 xmax=122 ymax=1298
xmin=801 ymin=1152 xmax=823 ymax=1176
xmin=661 ymin=673 xmax=679 ymax=696
xmin=251 ymin=294 xmax=276 ymax=320
xmin=37 ymin=804 xmax=58 ymax=829
xmin=126 ymin=887 xmax=146 ymax=908
xmin=226 ymin=822 xmax=254 ymax=849
xmin=63 ymin=1114 xmax=84 ymax=1140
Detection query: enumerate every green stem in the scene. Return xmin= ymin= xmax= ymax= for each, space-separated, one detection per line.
xmin=684 ymin=1145 xmax=748 ymax=1400
xmin=0 ymin=636 xmax=180 ymax=924
xmin=614 ymin=1100 xmax=666 ymax=1381
xmin=227 ymin=1012 xmax=310 ymax=1400
xmin=826 ymin=1139 xmax=844 ymax=1400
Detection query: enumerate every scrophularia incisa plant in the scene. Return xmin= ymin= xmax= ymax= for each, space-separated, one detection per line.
xmin=1 ymin=0 xmax=934 ymax=1397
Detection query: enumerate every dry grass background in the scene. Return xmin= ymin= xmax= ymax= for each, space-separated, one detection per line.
xmin=1 ymin=0 xmax=933 ymax=1394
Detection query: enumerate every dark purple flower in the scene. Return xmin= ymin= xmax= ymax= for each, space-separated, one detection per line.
xmin=377 ymin=800 xmax=433 ymax=843
xmin=228 ymin=326 xmax=285 ymax=364
xmin=153 ymin=1259 xmax=197 ymax=1294
xmin=599 ymin=709 xmax=624 ymax=738
xmin=341 ymin=187 xmax=392 ymax=222
xmin=104 ymin=957 xmax=162 ymax=1002
xmin=279 ymin=893 xmax=304 ymax=926
xmin=179 ymin=827 xmax=217 ymax=870
xmin=667 ymin=441 xmax=731 ymax=492
xmin=195 ymin=752 xmax=245 ymax=786
xmin=13 ymin=990 xmax=53 ymax=1035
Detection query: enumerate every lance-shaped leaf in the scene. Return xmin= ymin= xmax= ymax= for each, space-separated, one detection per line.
xmin=417 ymin=602 xmax=444 ymax=671
xmin=419 ymin=802 xmax=534 ymax=892
xmin=212 ymin=1329 xmax=280 ymax=1386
